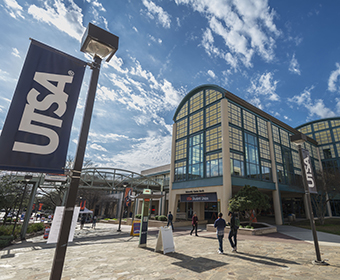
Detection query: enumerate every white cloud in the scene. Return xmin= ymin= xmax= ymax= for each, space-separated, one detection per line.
xmin=0 ymin=69 xmax=12 ymax=82
xmin=142 ymin=0 xmax=171 ymax=28
xmin=89 ymin=132 xmax=129 ymax=143
xmin=101 ymin=133 xmax=172 ymax=172
xmin=176 ymin=0 xmax=280 ymax=68
xmin=328 ymin=63 xmax=340 ymax=92
xmin=89 ymin=143 xmax=108 ymax=152
xmin=248 ymin=72 xmax=279 ymax=102
xmin=148 ymin=34 xmax=163 ymax=44
xmin=3 ymin=0 xmax=25 ymax=19
xmin=11 ymin=48 xmax=20 ymax=58
xmin=289 ymin=53 xmax=301 ymax=75
xmin=207 ymin=70 xmax=216 ymax=78
xmin=27 ymin=0 xmax=85 ymax=41
xmin=86 ymin=0 xmax=106 ymax=12
xmin=288 ymin=86 xmax=336 ymax=119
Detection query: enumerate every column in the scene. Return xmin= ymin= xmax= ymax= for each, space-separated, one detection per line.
xmin=169 ymin=123 xmax=177 ymax=220
xmin=267 ymin=122 xmax=283 ymax=225
xmin=221 ymin=99 xmax=232 ymax=216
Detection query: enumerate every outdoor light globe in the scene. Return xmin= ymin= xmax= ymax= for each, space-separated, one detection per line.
xmin=83 ymin=40 xmax=114 ymax=60
xmin=80 ymin=22 xmax=119 ymax=62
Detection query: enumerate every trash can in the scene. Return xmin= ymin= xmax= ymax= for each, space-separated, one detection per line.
xmin=288 ymin=214 xmax=294 ymax=222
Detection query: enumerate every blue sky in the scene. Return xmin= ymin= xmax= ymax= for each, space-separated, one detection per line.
xmin=1 ymin=0 xmax=340 ymax=173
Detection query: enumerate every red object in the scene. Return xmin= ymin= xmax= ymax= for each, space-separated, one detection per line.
xmin=32 ymin=204 xmax=35 ymax=210
xmin=43 ymin=226 xmax=50 ymax=239
xmin=38 ymin=203 xmax=43 ymax=211
xmin=80 ymin=200 xmax=86 ymax=210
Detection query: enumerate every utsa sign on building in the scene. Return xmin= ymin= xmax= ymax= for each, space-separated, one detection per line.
xmin=0 ymin=40 xmax=86 ymax=173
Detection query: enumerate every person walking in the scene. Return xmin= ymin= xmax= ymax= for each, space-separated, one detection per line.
xmin=228 ymin=211 xmax=238 ymax=252
xmin=214 ymin=212 xmax=226 ymax=254
xmin=167 ymin=211 xmax=174 ymax=231
xmin=92 ymin=216 xmax=97 ymax=229
xmin=80 ymin=215 xmax=86 ymax=229
xmin=190 ymin=212 xmax=198 ymax=236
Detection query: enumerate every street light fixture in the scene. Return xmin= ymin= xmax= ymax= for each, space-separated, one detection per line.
xmin=290 ymin=133 xmax=327 ymax=265
xmin=117 ymin=182 xmax=129 ymax=232
xmin=50 ymin=23 xmax=119 ymax=280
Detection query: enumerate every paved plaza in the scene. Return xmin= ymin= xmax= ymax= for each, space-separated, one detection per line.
xmin=1 ymin=222 xmax=340 ymax=280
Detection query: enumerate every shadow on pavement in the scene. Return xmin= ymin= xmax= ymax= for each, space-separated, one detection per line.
xmin=141 ymin=247 xmax=228 ymax=273
xmin=224 ymin=252 xmax=288 ymax=267
xmin=236 ymin=251 xmax=300 ymax=265
xmin=2 ymin=231 xmax=143 ymax=252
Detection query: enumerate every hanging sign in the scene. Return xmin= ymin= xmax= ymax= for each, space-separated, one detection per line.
xmin=301 ymin=148 xmax=318 ymax=194
xmin=0 ymin=39 xmax=86 ymax=173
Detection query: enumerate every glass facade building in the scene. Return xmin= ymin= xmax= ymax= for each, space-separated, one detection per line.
xmin=296 ymin=118 xmax=340 ymax=216
xmin=169 ymin=85 xmax=324 ymax=225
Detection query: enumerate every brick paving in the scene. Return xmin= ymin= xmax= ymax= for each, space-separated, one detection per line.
xmin=1 ymin=222 xmax=339 ymax=280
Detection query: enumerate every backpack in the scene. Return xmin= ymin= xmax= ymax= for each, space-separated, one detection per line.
xmin=235 ymin=216 xmax=240 ymax=228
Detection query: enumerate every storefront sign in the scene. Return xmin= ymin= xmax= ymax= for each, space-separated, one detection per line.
xmin=180 ymin=192 xmax=217 ymax=202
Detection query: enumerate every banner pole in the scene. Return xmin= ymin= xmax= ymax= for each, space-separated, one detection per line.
xmin=50 ymin=56 xmax=102 ymax=280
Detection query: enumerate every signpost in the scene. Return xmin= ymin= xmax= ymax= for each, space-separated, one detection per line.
xmin=137 ymin=189 xmax=164 ymax=248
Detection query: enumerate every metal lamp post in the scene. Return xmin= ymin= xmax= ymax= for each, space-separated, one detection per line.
xmin=12 ymin=175 xmax=32 ymax=237
xmin=117 ymin=182 xmax=129 ymax=232
xmin=290 ymin=133 xmax=327 ymax=265
xmin=50 ymin=23 xmax=119 ymax=280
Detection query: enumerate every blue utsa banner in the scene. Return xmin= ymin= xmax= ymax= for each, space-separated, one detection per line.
xmin=301 ymin=148 xmax=318 ymax=194
xmin=0 ymin=39 xmax=86 ymax=173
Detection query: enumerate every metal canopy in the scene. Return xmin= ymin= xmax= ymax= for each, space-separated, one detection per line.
xmin=136 ymin=193 xmax=164 ymax=199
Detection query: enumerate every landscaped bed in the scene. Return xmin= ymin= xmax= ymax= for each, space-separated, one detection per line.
xmin=206 ymin=222 xmax=277 ymax=235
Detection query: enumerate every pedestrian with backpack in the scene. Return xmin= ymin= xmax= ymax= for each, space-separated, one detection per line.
xmin=228 ymin=211 xmax=239 ymax=252
xmin=167 ymin=211 xmax=174 ymax=231
xmin=214 ymin=212 xmax=226 ymax=254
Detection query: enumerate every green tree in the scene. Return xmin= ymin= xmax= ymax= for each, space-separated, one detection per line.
xmin=228 ymin=185 xmax=270 ymax=225
xmin=312 ymin=167 xmax=340 ymax=225
xmin=0 ymin=175 xmax=25 ymax=225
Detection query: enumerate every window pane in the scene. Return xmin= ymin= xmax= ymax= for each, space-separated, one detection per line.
xmin=206 ymin=126 xmax=222 ymax=152
xmin=228 ymin=102 xmax=242 ymax=127
xmin=176 ymin=118 xmax=187 ymax=139
xmin=257 ymin=117 xmax=268 ymax=138
xmin=189 ymin=111 xmax=203 ymax=134
xmin=206 ymin=89 xmax=222 ymax=105
xmin=206 ymin=103 xmax=221 ymax=127
xmin=243 ymin=110 xmax=256 ymax=133
xmin=229 ymin=126 xmax=243 ymax=152
xmin=189 ymin=91 xmax=203 ymax=114
xmin=176 ymin=102 xmax=188 ymax=121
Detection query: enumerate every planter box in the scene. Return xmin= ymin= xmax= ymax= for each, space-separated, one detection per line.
xmin=206 ymin=222 xmax=277 ymax=235
xmin=99 ymin=218 xmax=208 ymax=227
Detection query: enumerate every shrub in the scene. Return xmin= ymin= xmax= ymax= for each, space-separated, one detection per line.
xmin=0 ymin=236 xmax=13 ymax=249
xmin=158 ymin=215 xmax=167 ymax=221
xmin=154 ymin=215 xmax=159 ymax=220
xmin=26 ymin=223 xmax=44 ymax=234
xmin=135 ymin=214 xmax=141 ymax=219
xmin=0 ymin=225 xmax=13 ymax=236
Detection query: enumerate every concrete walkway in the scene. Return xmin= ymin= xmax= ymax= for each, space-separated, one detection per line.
xmin=277 ymin=225 xmax=340 ymax=247
xmin=0 ymin=222 xmax=339 ymax=280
